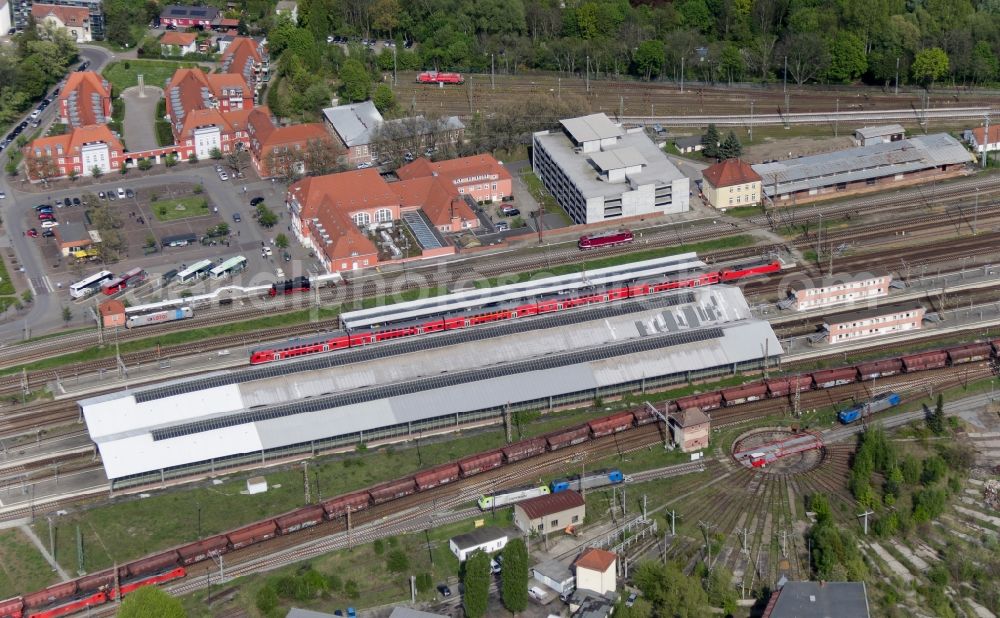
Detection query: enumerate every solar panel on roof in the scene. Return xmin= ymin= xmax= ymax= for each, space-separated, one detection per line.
xmin=149 ymin=326 xmax=724 ymax=441
xmin=134 ymin=291 xmax=697 ymax=403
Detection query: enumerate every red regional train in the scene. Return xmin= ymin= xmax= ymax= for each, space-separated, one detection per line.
xmin=248 ymin=257 xmax=783 ymax=365
xmin=578 ymin=230 xmax=635 ymax=250
xmin=0 ymin=409 xmax=659 ymax=618
xmin=416 ymin=71 xmax=464 ymax=84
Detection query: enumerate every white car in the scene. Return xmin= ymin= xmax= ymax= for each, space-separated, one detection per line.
xmin=218 ymin=171 xmax=229 ymax=181
xmin=116 ymin=187 xmax=126 ymax=199
xmin=528 ymin=587 xmax=546 ymax=601
xmin=0 ymin=192 xmax=6 ymax=199
xmin=30 ymin=110 xmax=40 ymax=119
xmin=275 ymin=267 xmax=285 ymax=278
xmin=262 ymin=246 xmax=272 ymax=257
xmin=40 ymin=220 xmax=59 ymax=228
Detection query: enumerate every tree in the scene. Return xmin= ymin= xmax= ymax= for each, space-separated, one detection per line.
xmin=701 ymin=124 xmax=720 ymax=158
xmin=826 ymin=31 xmax=867 ymax=83
xmin=256 ymin=204 xmax=279 ymax=228
xmin=928 ymin=393 xmax=945 ymax=434
xmin=372 ymin=83 xmax=396 ymax=113
xmin=209 ymin=147 xmax=223 ymax=160
xmin=463 ymin=550 xmax=491 ymax=618
xmin=779 ymin=32 xmax=829 ymax=85
xmin=137 ymin=158 xmax=153 ymax=171
xmin=25 ymin=154 xmax=60 ymax=182
xmin=21 ymin=290 xmax=32 ymax=304
xmin=226 ymin=150 xmax=250 ymax=177
xmin=501 ymin=538 xmax=528 ymax=613
xmin=117 ymin=586 xmax=185 ymax=618
xmin=719 ymin=130 xmax=742 ymax=158
xmin=339 ymin=59 xmax=371 ymax=102
xmin=90 ymin=165 xmax=104 ymax=179
xmin=164 ymin=154 xmax=178 ymax=168
xmin=188 ymin=152 xmax=198 ymax=164
xmin=631 ymin=561 xmax=709 ymax=616
xmin=68 ymin=168 xmax=78 ymax=182
xmin=912 ymin=47 xmax=949 ymax=88
xmin=634 ymin=40 xmax=664 ymax=80
xmin=275 ymin=233 xmax=289 ymax=249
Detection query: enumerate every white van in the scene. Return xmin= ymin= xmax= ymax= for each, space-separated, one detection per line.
xmin=529 ymin=586 xmax=546 ymax=601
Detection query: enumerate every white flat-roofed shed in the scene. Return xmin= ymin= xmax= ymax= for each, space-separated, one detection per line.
xmin=340 ymin=252 xmax=705 ymax=330
xmin=82 ymin=285 xmax=782 ymax=485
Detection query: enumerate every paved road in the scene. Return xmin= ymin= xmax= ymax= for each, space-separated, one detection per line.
xmin=120 ymin=85 xmax=164 ymax=152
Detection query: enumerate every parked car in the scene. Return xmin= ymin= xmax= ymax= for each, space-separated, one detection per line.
xmin=262 ymin=246 xmax=272 ymax=257
xmin=26 ymin=228 xmax=38 ymax=238
xmin=495 ymin=221 xmax=509 ymax=231
xmin=283 ymin=251 xmax=291 ymax=262
xmin=502 ymin=208 xmax=520 ymax=217
xmin=98 ymin=191 xmax=106 ymax=200
xmin=40 ymin=221 xmax=59 ymax=228
xmin=275 ymin=267 xmax=285 ymax=278
xmin=250 ymin=196 xmax=265 ymax=206
xmin=233 ymin=213 xmax=242 ymax=223
xmin=42 ymin=229 xmax=55 ymax=238
xmin=72 ymin=197 xmax=81 ymax=206
xmin=626 ymin=591 xmax=639 ymax=607
xmin=63 ymin=197 xmax=71 ymax=207
xmin=0 ymin=192 xmax=6 ymax=199
xmin=107 ymin=192 xmax=116 ymax=201
xmin=116 ymin=187 xmax=126 ymax=199
xmin=38 ymin=213 xmax=55 ymax=221
xmin=490 ymin=559 xmax=501 ymax=574
xmin=125 ymin=188 xmax=134 ymax=198
xmin=34 ymin=204 xmax=51 ymax=211
xmin=29 ymin=110 xmax=40 ymax=119
xmin=218 ymin=170 xmax=229 ymax=181
xmin=529 ymin=586 xmax=546 ymax=601
xmin=437 ymin=584 xmax=452 ymax=598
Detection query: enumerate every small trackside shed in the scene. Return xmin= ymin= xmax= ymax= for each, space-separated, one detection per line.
xmin=514 ymin=490 xmax=585 ymax=536
xmin=448 ymin=527 xmax=512 ymax=561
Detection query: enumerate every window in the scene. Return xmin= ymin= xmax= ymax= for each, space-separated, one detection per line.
xmin=571 ymin=515 xmax=579 ymax=523
xmin=550 ymin=519 xmax=558 ymax=528
xmin=375 ymin=208 xmax=392 ymax=222
xmin=353 ymin=212 xmax=371 ymax=226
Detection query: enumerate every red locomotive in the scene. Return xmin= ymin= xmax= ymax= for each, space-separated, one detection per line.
xmin=578 ymin=230 xmax=635 ymax=250
xmin=416 ymin=71 xmax=464 ymax=84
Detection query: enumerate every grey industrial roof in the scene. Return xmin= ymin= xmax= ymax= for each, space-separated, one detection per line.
xmin=388 ymin=609 xmax=447 ymax=618
xmin=57 ymin=220 xmax=90 ymax=244
xmin=854 ymin=124 xmax=904 ymax=139
xmin=322 ymin=101 xmax=383 ymax=147
xmin=753 ymin=133 xmax=972 ymax=196
xmin=823 ymin=303 xmax=923 ymax=325
xmin=589 ymin=147 xmax=646 ymax=172
xmin=533 ymin=559 xmax=576 ymax=582
xmin=83 ymin=286 xmax=781 ymax=479
xmin=451 ymin=527 xmax=509 ymax=550
xmin=561 ymin=113 xmax=622 ymax=143
xmin=674 ymin=136 xmax=703 ymax=148
xmin=767 ymin=581 xmax=870 ymax=618
xmin=534 ymin=124 xmax=688 ymax=199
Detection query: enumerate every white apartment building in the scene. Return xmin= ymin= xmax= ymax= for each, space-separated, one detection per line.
xmin=825 ymin=304 xmax=924 ymax=343
xmin=790 ymin=273 xmax=892 ymax=311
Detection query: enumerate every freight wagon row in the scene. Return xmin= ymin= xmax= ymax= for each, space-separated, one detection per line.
xmin=1 ymin=409 xmax=658 ymax=618
xmin=671 ymin=340 xmax=1000 ymax=414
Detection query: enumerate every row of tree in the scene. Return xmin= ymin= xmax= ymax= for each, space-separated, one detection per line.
xmin=461 ymin=538 xmax=529 ymax=617
xmin=0 ymin=21 xmax=78 ymax=130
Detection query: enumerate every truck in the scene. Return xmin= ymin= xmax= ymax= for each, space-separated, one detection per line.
xmin=838 ymin=392 xmax=901 ymax=424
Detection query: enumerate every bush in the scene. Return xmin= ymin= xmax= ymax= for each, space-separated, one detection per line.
xmin=415 ymin=572 xmax=433 ymax=593
xmin=387 ymin=549 xmax=409 ymax=573
xmin=344 ymin=579 xmax=359 ymax=599
xmin=193 ymin=185 xmax=203 ymax=194
xmin=326 ymin=573 xmax=343 ymax=592
xmin=256 ymin=584 xmax=279 ymax=613
xmin=275 ymin=575 xmax=298 ymax=599
xmin=373 ymin=539 xmax=384 ymax=555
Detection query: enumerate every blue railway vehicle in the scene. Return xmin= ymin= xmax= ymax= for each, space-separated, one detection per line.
xmin=477 ymin=485 xmax=550 ymax=510
xmin=838 ymin=392 xmax=901 ymax=424
xmin=550 ymin=469 xmax=624 ymax=493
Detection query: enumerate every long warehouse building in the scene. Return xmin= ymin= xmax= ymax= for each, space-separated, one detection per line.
xmin=81 ymin=285 xmax=782 ymax=488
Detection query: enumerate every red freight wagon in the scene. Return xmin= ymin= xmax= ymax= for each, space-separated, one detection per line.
xmin=947 ymin=343 xmax=992 ymax=364
xmin=811 ymin=367 xmax=858 ymax=388
xmin=901 ymin=351 xmax=948 ymax=372
xmin=0 ymin=597 xmax=22 ymax=616
xmin=369 ymin=478 xmax=417 ymax=504
xmin=765 ymin=377 xmax=811 ymax=398
xmin=177 ymin=535 xmax=229 ymax=565
xmin=856 ymin=359 xmax=903 ymax=380
xmin=76 ymin=570 xmax=115 ymax=593
xmin=276 ymin=506 xmax=325 ymax=534
xmin=227 ymin=520 xmax=279 ymax=549
xmin=502 ymin=437 xmax=547 ymax=463
xmin=414 ymin=463 xmax=461 ymax=491
xmin=721 ymin=382 xmax=768 ymax=406
xmin=117 ymin=567 xmax=186 ymax=597
xmin=322 ymin=491 xmax=371 ymax=518
xmin=631 ymin=406 xmax=660 ymax=426
xmin=546 ymin=425 xmax=590 ymax=450
xmin=675 ymin=392 xmax=723 ymax=412
xmin=23 ymin=582 xmax=77 ymax=608
xmin=458 ymin=451 xmax=503 ymax=476
xmin=588 ymin=412 xmax=634 ymax=437
xmin=126 ymin=550 xmax=181 ymax=577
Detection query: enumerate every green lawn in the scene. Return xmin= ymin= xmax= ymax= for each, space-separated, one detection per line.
xmin=150 ymin=196 xmax=211 ymax=222
xmin=522 ymin=171 xmax=574 ymax=226
xmin=0 ymin=529 xmax=60 ymax=598
xmin=102 ymin=59 xmax=206 ymax=92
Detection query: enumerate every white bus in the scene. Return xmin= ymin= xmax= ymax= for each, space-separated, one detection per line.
xmin=209 ymin=256 xmax=247 ymax=279
xmin=177 ymin=259 xmax=214 ymax=283
xmin=69 ymin=270 xmax=114 ymax=299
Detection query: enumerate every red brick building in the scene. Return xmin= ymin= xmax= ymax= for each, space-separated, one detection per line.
xmin=159 ymin=31 xmax=198 ymax=55
xmin=24 ymin=125 xmax=124 ymax=181
xmin=175 ymin=107 xmax=252 ymax=160
xmin=59 ymin=71 xmax=112 ymax=128
xmin=219 ymin=36 xmax=267 ymax=93
xmin=396 ymin=154 xmax=512 ymax=203
xmin=286 ymin=169 xmax=400 ymax=272
xmin=159 ymin=4 xmax=220 ymax=28
xmin=246 ymin=106 xmax=331 ymax=178
xmin=165 ymin=68 xmax=253 ymax=133
xmin=390 ymin=175 xmax=479 ymax=234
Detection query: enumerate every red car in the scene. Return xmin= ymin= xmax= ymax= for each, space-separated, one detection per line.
xmin=26 ymin=228 xmax=38 ymax=238
xmin=38 ymin=213 xmax=55 ymax=221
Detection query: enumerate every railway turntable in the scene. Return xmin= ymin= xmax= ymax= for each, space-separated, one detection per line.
xmin=732 ymin=428 xmax=825 ymax=472
xmin=81 ymin=285 xmax=783 ymax=489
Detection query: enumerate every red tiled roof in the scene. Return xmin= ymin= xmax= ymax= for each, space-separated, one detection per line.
xmin=574 ymin=548 xmax=617 ymax=573
xmin=29 ymin=124 xmax=123 ymax=158
xmin=973 ymin=125 xmax=1000 ymax=146
xmin=516 ymin=490 xmax=584 ymax=520
xmin=160 ymin=31 xmax=197 ymax=47
xmin=177 ymin=108 xmax=233 ymax=141
xmin=391 ymin=176 xmax=476 ymax=228
xmin=396 ymin=154 xmax=511 ymax=185
xmin=59 ymin=71 xmax=111 ymax=127
xmin=166 ymin=68 xmax=249 ymax=122
xmin=32 ymin=3 xmax=89 ymax=28
xmin=220 ymin=37 xmax=262 ymax=82
xmin=702 ymin=158 xmax=762 ymax=189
